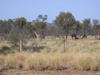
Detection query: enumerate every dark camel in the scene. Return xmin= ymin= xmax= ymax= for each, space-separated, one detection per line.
xmin=71 ymin=33 xmax=79 ymax=40
xmin=55 ymin=33 xmax=59 ymax=37
xmin=82 ymin=33 xmax=87 ymax=39
xmin=95 ymin=37 xmax=100 ymax=40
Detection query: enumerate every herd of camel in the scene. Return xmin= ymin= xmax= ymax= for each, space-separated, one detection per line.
xmin=7 ymin=32 xmax=100 ymax=40
xmin=33 ymin=32 xmax=100 ymax=40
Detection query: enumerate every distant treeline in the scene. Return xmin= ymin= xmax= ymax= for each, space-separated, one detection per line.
xmin=0 ymin=12 xmax=100 ymax=36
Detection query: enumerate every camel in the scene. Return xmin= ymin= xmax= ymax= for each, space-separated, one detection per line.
xmin=95 ymin=37 xmax=100 ymax=40
xmin=71 ymin=33 xmax=76 ymax=39
xmin=8 ymin=33 xmax=11 ymax=38
xmin=71 ymin=33 xmax=79 ymax=40
xmin=33 ymin=33 xmax=37 ymax=38
xmin=75 ymin=36 xmax=79 ymax=39
xmin=97 ymin=38 xmax=100 ymax=40
xmin=54 ymin=33 xmax=60 ymax=40
xmin=55 ymin=33 xmax=59 ymax=37
xmin=34 ymin=32 xmax=42 ymax=39
xmin=82 ymin=33 xmax=87 ymax=39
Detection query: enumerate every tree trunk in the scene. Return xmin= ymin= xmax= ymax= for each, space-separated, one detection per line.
xmin=20 ymin=40 xmax=22 ymax=53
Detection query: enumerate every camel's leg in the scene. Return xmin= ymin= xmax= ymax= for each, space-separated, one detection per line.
xmin=72 ymin=37 xmax=73 ymax=40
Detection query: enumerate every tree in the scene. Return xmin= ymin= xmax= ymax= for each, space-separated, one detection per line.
xmin=24 ymin=22 xmax=36 ymax=34
xmin=32 ymin=14 xmax=48 ymax=30
xmin=50 ymin=26 xmax=57 ymax=31
xmin=73 ymin=21 xmax=81 ymax=34
xmin=14 ymin=17 xmax=27 ymax=53
xmin=54 ymin=12 xmax=75 ymax=30
xmin=8 ymin=31 xmax=20 ymax=46
xmin=93 ymin=19 xmax=98 ymax=26
xmin=38 ymin=15 xmax=43 ymax=21
xmin=93 ymin=19 xmax=98 ymax=30
xmin=96 ymin=24 xmax=100 ymax=30
xmin=14 ymin=17 xmax=26 ymax=29
xmin=49 ymin=26 xmax=58 ymax=35
xmin=34 ymin=22 xmax=46 ymax=29
xmin=43 ymin=15 xmax=48 ymax=22
xmin=93 ymin=19 xmax=99 ymax=36
xmin=54 ymin=12 xmax=76 ymax=39
xmin=34 ymin=14 xmax=48 ymax=30
xmin=7 ymin=19 xmax=14 ymax=32
xmin=0 ymin=20 xmax=11 ymax=40
xmin=83 ymin=18 xmax=91 ymax=34
xmin=37 ymin=14 xmax=48 ymax=22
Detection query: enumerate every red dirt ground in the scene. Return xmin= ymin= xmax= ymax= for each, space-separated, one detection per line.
xmin=25 ymin=69 xmax=100 ymax=75
xmin=0 ymin=60 xmax=100 ymax=75
xmin=1 ymin=69 xmax=100 ymax=75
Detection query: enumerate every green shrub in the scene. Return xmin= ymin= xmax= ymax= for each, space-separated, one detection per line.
xmin=8 ymin=31 xmax=20 ymax=46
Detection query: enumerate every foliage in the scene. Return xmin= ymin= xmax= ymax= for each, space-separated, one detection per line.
xmin=49 ymin=26 xmax=58 ymax=33
xmin=34 ymin=22 xmax=47 ymax=29
xmin=54 ymin=12 xmax=76 ymax=30
xmin=83 ymin=18 xmax=91 ymax=33
xmin=14 ymin=17 xmax=26 ymax=29
xmin=24 ymin=22 xmax=36 ymax=33
xmin=8 ymin=31 xmax=20 ymax=46
xmin=37 ymin=14 xmax=48 ymax=22
xmin=96 ymin=24 xmax=100 ymax=30
xmin=93 ymin=19 xmax=99 ymax=26
xmin=0 ymin=20 xmax=11 ymax=35
xmin=33 ymin=14 xmax=48 ymax=30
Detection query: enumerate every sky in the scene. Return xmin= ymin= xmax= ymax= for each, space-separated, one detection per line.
xmin=0 ymin=0 xmax=100 ymax=23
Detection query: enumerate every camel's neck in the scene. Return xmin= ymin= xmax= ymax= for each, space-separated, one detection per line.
xmin=34 ymin=32 xmax=41 ymax=39
xmin=35 ymin=32 xmax=38 ymax=36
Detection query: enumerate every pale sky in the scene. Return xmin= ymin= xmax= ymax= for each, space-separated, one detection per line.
xmin=0 ymin=0 xmax=100 ymax=23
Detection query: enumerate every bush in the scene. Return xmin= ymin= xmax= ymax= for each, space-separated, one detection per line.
xmin=24 ymin=56 xmax=62 ymax=70
xmin=48 ymin=57 xmax=61 ymax=70
xmin=68 ymin=54 xmax=99 ymax=71
xmin=90 ymin=59 xmax=98 ymax=71
xmin=8 ymin=31 xmax=20 ymax=46
xmin=4 ymin=56 xmax=20 ymax=69
xmin=77 ymin=56 xmax=92 ymax=70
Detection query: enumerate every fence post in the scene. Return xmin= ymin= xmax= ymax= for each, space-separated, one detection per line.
xmin=20 ymin=40 xmax=22 ymax=53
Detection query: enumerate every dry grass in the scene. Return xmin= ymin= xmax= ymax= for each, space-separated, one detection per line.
xmin=0 ymin=55 xmax=5 ymax=64
xmin=0 ymin=36 xmax=100 ymax=71
xmin=4 ymin=55 xmax=20 ymax=69
xmin=24 ymin=55 xmax=61 ymax=70
xmin=23 ymin=36 xmax=100 ymax=53
xmin=68 ymin=53 xmax=99 ymax=71
xmin=0 ymin=52 xmax=62 ymax=70
xmin=0 ymin=52 xmax=100 ymax=71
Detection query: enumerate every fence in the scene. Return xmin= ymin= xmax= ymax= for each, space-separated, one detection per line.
xmin=0 ymin=29 xmax=100 ymax=54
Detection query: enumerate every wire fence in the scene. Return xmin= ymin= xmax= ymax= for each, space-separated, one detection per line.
xmin=0 ymin=29 xmax=100 ymax=54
